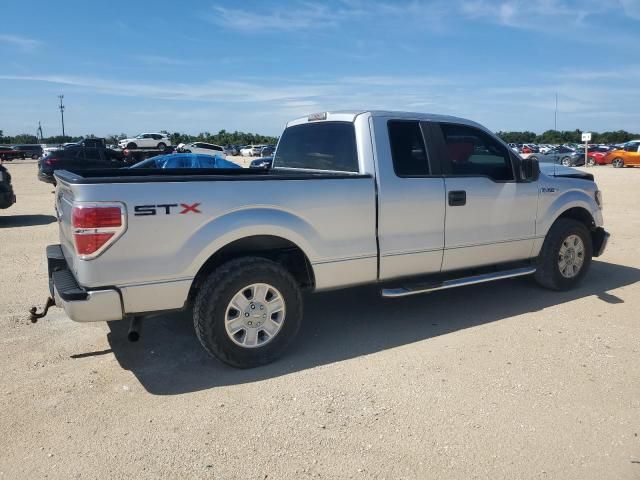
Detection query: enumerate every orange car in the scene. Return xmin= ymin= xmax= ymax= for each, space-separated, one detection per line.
xmin=604 ymin=140 xmax=640 ymax=167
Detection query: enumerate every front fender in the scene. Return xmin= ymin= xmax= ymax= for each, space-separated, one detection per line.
xmin=537 ymin=188 xmax=602 ymax=236
xmin=183 ymin=207 xmax=320 ymax=278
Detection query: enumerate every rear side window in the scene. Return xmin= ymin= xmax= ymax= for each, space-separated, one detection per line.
xmin=274 ymin=122 xmax=358 ymax=172
xmin=388 ymin=120 xmax=430 ymax=176
xmin=439 ymin=123 xmax=514 ymax=181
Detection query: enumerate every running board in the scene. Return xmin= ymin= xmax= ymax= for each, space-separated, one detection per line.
xmin=381 ymin=266 xmax=536 ymax=298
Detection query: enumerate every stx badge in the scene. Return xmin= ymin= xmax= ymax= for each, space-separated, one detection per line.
xmin=134 ymin=203 xmax=201 ymax=216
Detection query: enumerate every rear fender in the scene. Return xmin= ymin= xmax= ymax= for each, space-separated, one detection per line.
xmin=185 ymin=207 xmax=319 ymax=278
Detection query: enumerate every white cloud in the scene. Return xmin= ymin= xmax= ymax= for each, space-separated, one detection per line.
xmin=206 ymin=0 xmax=640 ymax=33
xmin=206 ymin=3 xmax=362 ymax=31
xmin=619 ymin=0 xmax=640 ymax=18
xmin=2 ymin=69 xmax=638 ymax=133
xmin=0 ymin=34 xmax=42 ymax=51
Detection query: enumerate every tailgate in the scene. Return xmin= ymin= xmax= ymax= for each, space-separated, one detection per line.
xmin=54 ymin=180 xmax=78 ymax=275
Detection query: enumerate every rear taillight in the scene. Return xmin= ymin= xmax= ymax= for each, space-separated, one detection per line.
xmin=44 ymin=157 xmax=59 ymax=166
xmin=72 ymin=203 xmax=126 ymax=259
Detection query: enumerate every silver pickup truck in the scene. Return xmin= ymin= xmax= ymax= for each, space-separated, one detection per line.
xmin=35 ymin=111 xmax=609 ymax=368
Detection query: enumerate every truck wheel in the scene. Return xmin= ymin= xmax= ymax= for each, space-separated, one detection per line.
xmin=193 ymin=257 xmax=303 ymax=368
xmin=157 ymin=142 xmax=167 ymax=151
xmin=127 ymin=142 xmax=137 ymax=149
xmin=611 ymin=158 xmax=624 ymax=168
xmin=534 ymin=218 xmax=593 ymax=291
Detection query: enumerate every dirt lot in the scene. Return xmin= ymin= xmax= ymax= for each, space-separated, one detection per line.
xmin=1 ymin=161 xmax=638 ymax=479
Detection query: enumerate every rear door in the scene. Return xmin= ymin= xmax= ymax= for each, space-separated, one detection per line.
xmin=373 ymin=117 xmax=446 ymax=280
xmin=432 ymin=122 xmax=539 ymax=271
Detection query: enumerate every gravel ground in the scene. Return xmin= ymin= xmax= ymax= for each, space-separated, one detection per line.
xmin=1 ymin=161 xmax=639 ymax=479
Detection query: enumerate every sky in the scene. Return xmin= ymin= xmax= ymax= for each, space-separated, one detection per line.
xmin=1 ymin=0 xmax=639 ymax=138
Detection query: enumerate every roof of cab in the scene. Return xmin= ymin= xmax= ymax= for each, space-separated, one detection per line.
xmin=286 ymin=110 xmax=483 ymax=129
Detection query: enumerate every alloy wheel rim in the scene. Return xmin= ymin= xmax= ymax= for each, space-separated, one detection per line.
xmin=224 ymin=283 xmax=286 ymax=348
xmin=558 ymin=234 xmax=585 ymax=278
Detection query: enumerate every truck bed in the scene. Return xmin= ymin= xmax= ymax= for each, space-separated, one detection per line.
xmin=55 ymin=168 xmax=371 ymax=184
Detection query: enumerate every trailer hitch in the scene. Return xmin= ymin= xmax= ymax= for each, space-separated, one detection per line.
xmin=29 ymin=297 xmax=55 ymax=323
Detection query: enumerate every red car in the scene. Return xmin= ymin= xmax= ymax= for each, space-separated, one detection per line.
xmin=587 ymin=146 xmax=613 ymax=165
xmin=0 ymin=145 xmax=25 ymax=161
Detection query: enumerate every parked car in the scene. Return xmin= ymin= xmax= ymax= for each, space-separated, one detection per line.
xmin=260 ymin=145 xmax=275 ymax=156
xmin=603 ymin=141 xmax=640 ymax=168
xmin=0 ymin=146 xmax=24 ymax=161
xmin=249 ymin=156 xmax=273 ymax=168
xmin=37 ymin=110 xmax=608 ymax=369
xmin=178 ymin=142 xmax=225 ymax=156
xmin=240 ymin=145 xmax=255 ymax=156
xmin=586 ymin=146 xmax=613 ymax=166
xmin=223 ymin=145 xmax=239 ymax=156
xmin=252 ymin=145 xmax=265 ymax=156
xmin=118 ymin=133 xmax=171 ymax=150
xmin=528 ymin=146 xmax=576 ymax=166
xmin=13 ymin=144 xmax=44 ymax=159
xmin=43 ymin=146 xmax=63 ymax=156
xmin=539 ymin=145 xmax=553 ymax=154
xmin=0 ymin=163 xmax=16 ymax=209
xmin=130 ymin=153 xmax=240 ymax=169
xmin=38 ymin=145 xmax=125 ymax=184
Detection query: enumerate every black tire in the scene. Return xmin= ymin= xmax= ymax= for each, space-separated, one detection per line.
xmin=193 ymin=257 xmax=303 ymax=368
xmin=157 ymin=142 xmax=167 ymax=151
xmin=32 ymin=154 xmax=38 ymax=159
xmin=127 ymin=142 xmax=137 ymax=149
xmin=534 ymin=218 xmax=593 ymax=291
xmin=587 ymin=156 xmax=596 ymax=166
xmin=561 ymin=157 xmax=571 ymax=166
xmin=612 ymin=158 xmax=624 ymax=168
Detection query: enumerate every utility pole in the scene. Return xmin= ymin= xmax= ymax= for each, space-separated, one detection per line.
xmin=554 ymin=93 xmax=558 ymax=131
xmin=58 ymin=95 xmax=65 ymax=139
xmin=37 ymin=121 xmax=43 ymax=141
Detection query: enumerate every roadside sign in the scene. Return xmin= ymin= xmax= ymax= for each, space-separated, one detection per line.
xmin=582 ymin=132 xmax=592 ymax=167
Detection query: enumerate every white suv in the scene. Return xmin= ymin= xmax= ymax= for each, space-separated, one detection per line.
xmin=118 ymin=133 xmax=171 ymax=150
xmin=179 ymin=142 xmax=225 ymax=156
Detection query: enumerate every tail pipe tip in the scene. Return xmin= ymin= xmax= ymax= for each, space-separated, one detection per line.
xmin=127 ymin=316 xmax=142 ymax=342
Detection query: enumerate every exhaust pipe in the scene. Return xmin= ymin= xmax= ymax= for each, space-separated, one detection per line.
xmin=127 ymin=316 xmax=142 ymax=342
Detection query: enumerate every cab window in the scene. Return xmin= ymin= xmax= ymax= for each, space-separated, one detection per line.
xmin=438 ymin=123 xmax=514 ymax=181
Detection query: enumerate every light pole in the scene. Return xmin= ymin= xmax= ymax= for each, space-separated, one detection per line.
xmin=58 ymin=95 xmax=65 ymax=138
xmin=554 ymin=93 xmax=558 ymax=131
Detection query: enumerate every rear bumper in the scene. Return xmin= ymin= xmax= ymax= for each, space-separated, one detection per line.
xmin=38 ymin=170 xmax=56 ymax=184
xmin=47 ymin=244 xmax=123 ymax=322
xmin=592 ymin=228 xmax=610 ymax=257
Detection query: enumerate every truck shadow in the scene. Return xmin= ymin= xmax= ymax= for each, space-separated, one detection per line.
xmin=105 ymin=260 xmax=640 ymax=395
xmin=0 ymin=214 xmax=57 ymax=228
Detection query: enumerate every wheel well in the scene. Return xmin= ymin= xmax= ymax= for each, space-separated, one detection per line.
xmin=188 ymin=235 xmax=315 ymax=305
xmin=557 ymin=207 xmax=596 ymax=230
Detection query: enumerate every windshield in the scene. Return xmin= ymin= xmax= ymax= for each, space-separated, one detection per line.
xmin=129 ymin=153 xmax=240 ymax=169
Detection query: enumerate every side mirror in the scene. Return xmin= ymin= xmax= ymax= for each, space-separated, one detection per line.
xmin=520 ymin=157 xmax=539 ymax=182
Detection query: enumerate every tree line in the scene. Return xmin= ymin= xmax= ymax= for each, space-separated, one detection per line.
xmin=2 ymin=127 xmax=637 ymax=147
xmin=495 ymin=129 xmax=640 ymax=145
xmin=0 ymin=129 xmax=279 ymax=146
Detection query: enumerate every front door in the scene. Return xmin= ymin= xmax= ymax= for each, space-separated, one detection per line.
xmin=432 ymin=122 xmax=539 ymax=271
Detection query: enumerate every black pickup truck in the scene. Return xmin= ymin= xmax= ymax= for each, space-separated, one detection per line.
xmin=38 ymin=138 xmax=125 ymax=184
